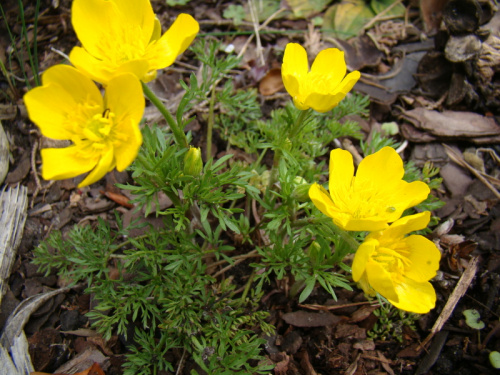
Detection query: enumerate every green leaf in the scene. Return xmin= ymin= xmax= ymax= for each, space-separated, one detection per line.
xmin=370 ymin=0 xmax=405 ymax=17
xmin=223 ymin=4 xmax=246 ymax=26
xmin=490 ymin=351 xmax=500 ymax=369
xmin=323 ymin=0 xmax=376 ymax=39
xmin=463 ymin=309 xmax=485 ymax=330
xmin=285 ymin=0 xmax=332 ymax=19
xmin=299 ymin=277 xmax=316 ymax=303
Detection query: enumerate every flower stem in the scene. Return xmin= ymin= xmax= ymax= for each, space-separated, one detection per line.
xmin=206 ymin=84 xmax=216 ymax=160
xmin=266 ymin=109 xmax=311 ymax=193
xmin=289 ymin=108 xmax=311 ymax=138
xmin=141 ymin=82 xmax=189 ymax=149
xmin=326 ymin=221 xmax=360 ymax=252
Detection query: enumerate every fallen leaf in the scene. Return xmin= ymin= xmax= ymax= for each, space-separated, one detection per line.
xmin=259 ymin=68 xmax=284 ymax=96
xmin=100 ymin=190 xmax=134 ymax=209
xmin=282 ymin=310 xmax=340 ymax=327
xmin=401 ymin=109 xmax=500 ymax=143
xmin=30 ymin=362 xmax=105 ymax=375
xmin=323 ymin=0 xmax=375 ymax=39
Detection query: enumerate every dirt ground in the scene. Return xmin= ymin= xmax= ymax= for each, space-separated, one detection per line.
xmin=1 ymin=0 xmax=500 ymax=374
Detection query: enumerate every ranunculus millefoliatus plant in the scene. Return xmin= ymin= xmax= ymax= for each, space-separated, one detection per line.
xmin=70 ymin=0 xmax=199 ymax=84
xmin=352 ymin=212 xmax=441 ymax=314
xmin=309 ymin=147 xmax=430 ymax=231
xmin=281 ymin=43 xmax=361 ymax=113
xmin=24 ymin=65 xmax=144 ymax=187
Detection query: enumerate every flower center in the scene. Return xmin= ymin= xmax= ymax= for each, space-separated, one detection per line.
xmin=331 ymin=177 xmax=390 ymax=219
xmin=82 ymin=110 xmax=116 ymax=147
xmin=96 ymin=25 xmax=148 ymax=66
xmin=373 ymin=245 xmax=411 ymax=283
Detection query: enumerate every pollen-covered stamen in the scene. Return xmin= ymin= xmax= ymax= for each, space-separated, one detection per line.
xmin=95 ymin=25 xmax=148 ymax=66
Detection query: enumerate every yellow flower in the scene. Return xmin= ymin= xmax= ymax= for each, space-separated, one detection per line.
xmin=352 ymin=212 xmax=441 ymax=314
xmin=24 ymin=65 xmax=144 ymax=187
xmin=69 ymin=0 xmax=199 ymax=84
xmin=281 ymin=43 xmax=361 ymax=113
xmin=309 ymin=147 xmax=430 ymax=231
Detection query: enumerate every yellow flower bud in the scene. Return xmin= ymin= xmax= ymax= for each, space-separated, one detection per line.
xmin=183 ymin=146 xmax=203 ymax=176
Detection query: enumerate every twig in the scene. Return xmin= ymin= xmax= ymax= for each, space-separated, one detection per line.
xmin=417 ymin=256 xmax=479 ymax=352
xmin=206 ymin=249 xmax=259 ymax=270
xmin=237 ymin=7 xmax=286 ymax=61
xmin=361 ymin=0 xmax=404 ymax=32
xmin=30 ymin=139 xmax=41 ymax=208
xmin=175 ymin=348 xmax=187 ymax=375
xmin=443 ymin=144 xmax=500 ymax=199
xmin=299 ymin=301 xmax=379 ymax=311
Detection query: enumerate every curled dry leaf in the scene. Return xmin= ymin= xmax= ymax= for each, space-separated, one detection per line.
xmin=99 ymin=190 xmax=134 ymax=209
xmin=259 ymin=68 xmax=284 ymax=96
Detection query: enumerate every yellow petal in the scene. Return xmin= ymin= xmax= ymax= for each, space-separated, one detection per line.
xmin=115 ymin=60 xmax=151 ymax=84
xmin=398 ymin=180 xmax=431 ymax=209
xmin=72 ymin=0 xmax=154 ymax=59
xmin=111 ymin=0 xmax=155 ymax=41
xmin=355 ymin=147 xmax=404 ymax=190
xmin=105 ymin=73 xmax=145 ymax=126
xmin=404 ymin=235 xmax=441 ymax=282
xmin=105 ymin=73 xmax=144 ymax=171
xmin=24 ymin=65 xmax=102 ymax=140
xmin=292 ymin=95 xmax=310 ymax=110
xmin=72 ymin=0 xmax=118 ymax=59
xmin=145 ymin=13 xmax=199 ymax=71
xmin=303 ymin=91 xmax=347 ymax=113
xmin=335 ymin=70 xmax=360 ymax=94
xmin=150 ymin=17 xmax=162 ymax=42
xmin=390 ymin=277 xmax=436 ymax=314
xmin=79 ymin=147 xmax=115 ymax=187
xmin=366 ymin=258 xmax=399 ymax=302
xmin=377 ymin=212 xmax=431 ymax=243
xmin=342 ymin=217 xmax=389 ymax=232
xmin=309 ymin=183 xmax=335 ymax=218
xmin=42 ymin=65 xmax=102 ymax=104
xmin=352 ymin=238 xmax=377 ymax=281
xmin=69 ymin=47 xmax=115 ymax=84
xmin=41 ymin=147 xmax=97 ymax=181
xmin=376 ymin=180 xmax=430 ymax=224
xmin=113 ymin=118 xmax=142 ymax=172
xmin=310 ymin=48 xmax=346 ymax=91
xmin=282 ymin=43 xmax=308 ymax=99
xmin=328 ymin=149 xmax=354 ymax=202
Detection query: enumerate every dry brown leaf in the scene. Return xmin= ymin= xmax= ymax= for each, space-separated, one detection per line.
xmin=31 ymin=362 xmax=105 ymax=375
xmin=100 ymin=190 xmax=134 ymax=209
xmin=258 ymin=68 xmax=284 ymax=96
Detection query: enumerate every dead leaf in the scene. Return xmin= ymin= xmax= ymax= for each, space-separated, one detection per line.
xmin=99 ymin=190 xmax=134 ymax=209
xmin=419 ymin=0 xmax=448 ymax=33
xmin=335 ymin=323 xmax=366 ymax=339
xmin=30 ymin=362 xmax=105 ymax=375
xmin=259 ymin=68 xmax=284 ymax=96
xmin=401 ymin=109 xmax=500 ymax=144
xmin=282 ymin=310 xmax=340 ymax=327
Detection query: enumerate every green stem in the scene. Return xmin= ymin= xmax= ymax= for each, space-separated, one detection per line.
xmin=254 ymin=148 xmax=267 ymax=168
xmin=326 ymin=221 xmax=360 ymax=252
xmin=289 ymin=109 xmax=311 ymax=138
xmin=291 ymin=217 xmax=360 ymax=252
xmin=206 ymin=84 xmax=216 ymax=160
xmin=142 ymin=82 xmax=189 ymax=148
xmin=17 ymin=0 xmax=39 ymax=86
xmin=266 ymin=109 xmax=310 ymax=193
xmin=32 ymin=0 xmax=40 ymax=86
xmin=239 ymin=270 xmax=256 ymax=306
xmin=266 ymin=148 xmax=282 ymax=193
